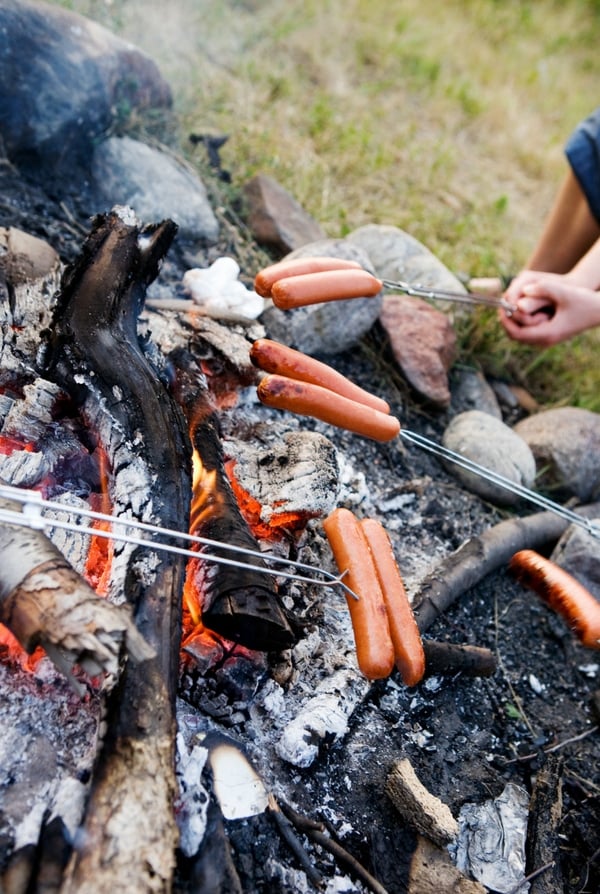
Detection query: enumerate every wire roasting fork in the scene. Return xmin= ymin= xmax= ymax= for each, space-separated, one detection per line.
xmin=382 ymin=278 xmax=517 ymax=313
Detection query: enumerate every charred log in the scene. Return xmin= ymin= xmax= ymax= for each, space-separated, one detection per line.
xmin=170 ymin=348 xmax=295 ymax=652
xmin=40 ymin=208 xmax=192 ymax=893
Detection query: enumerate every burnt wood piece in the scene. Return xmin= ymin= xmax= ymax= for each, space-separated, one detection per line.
xmin=422 ymin=640 xmax=497 ymax=678
xmin=41 ymin=208 xmax=192 ymax=893
xmin=171 ymin=349 xmax=295 ymax=652
xmin=525 ymin=755 xmax=565 ymax=894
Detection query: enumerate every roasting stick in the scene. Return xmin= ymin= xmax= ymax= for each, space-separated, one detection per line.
xmin=381 ymin=278 xmax=517 ymax=312
xmin=0 ymin=482 xmax=360 ymax=600
xmin=399 ymin=429 xmax=600 ymax=540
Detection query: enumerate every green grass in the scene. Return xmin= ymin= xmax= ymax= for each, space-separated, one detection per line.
xmin=54 ymin=0 xmax=600 ymax=410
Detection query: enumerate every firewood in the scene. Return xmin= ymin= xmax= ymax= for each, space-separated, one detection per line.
xmin=408 ymin=836 xmax=487 ymax=894
xmin=0 ymin=489 xmax=153 ymax=692
xmin=386 ymin=758 xmax=458 ymax=848
xmin=525 ymin=755 xmax=565 ymax=894
xmin=413 ymin=502 xmax=600 ymax=634
xmin=423 ymin=640 xmax=497 ymax=678
xmin=40 ymin=208 xmax=193 ymax=893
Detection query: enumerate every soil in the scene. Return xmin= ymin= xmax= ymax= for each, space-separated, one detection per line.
xmin=1 ymin=157 xmax=598 ymax=894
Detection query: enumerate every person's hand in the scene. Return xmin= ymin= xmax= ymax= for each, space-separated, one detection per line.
xmin=499 ymin=270 xmax=600 ymax=345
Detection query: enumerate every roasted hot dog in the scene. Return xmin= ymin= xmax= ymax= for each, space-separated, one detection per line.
xmin=510 ymin=549 xmax=600 ymax=649
xmin=271 ymin=268 xmax=383 ymax=310
xmin=250 ymin=338 xmax=391 ymax=415
xmin=256 ymin=374 xmax=401 ymax=442
xmin=323 ymin=508 xmax=395 ymax=680
xmin=254 ymin=256 xmax=363 ymax=298
xmin=360 ymin=518 xmax=425 ymax=686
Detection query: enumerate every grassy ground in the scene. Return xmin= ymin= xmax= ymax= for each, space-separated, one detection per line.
xmin=58 ymin=0 xmax=600 ymax=409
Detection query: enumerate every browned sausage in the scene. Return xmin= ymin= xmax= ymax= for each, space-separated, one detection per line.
xmin=323 ymin=508 xmax=395 ymax=679
xmin=255 ymin=257 xmax=363 ymax=298
xmin=510 ymin=549 xmax=600 ymax=649
xmin=360 ymin=518 xmax=425 ymax=685
xmin=271 ymin=268 xmax=383 ymax=309
xmin=249 ymin=338 xmax=391 ymax=415
xmin=256 ymin=374 xmax=401 ymax=442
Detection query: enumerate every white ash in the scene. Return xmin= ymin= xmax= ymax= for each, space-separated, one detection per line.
xmin=174 ymin=732 xmax=210 ymax=857
xmin=0 ymin=449 xmax=50 ymax=487
xmin=223 ymin=430 xmax=341 ymax=523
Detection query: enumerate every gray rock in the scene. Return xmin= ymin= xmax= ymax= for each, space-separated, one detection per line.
xmin=379 ymin=293 xmax=456 ymax=408
xmin=346 ymin=223 xmax=467 ymax=299
xmin=450 ymin=368 xmax=502 ymax=419
xmin=243 ymin=174 xmax=326 ymax=253
xmin=91 ymin=137 xmax=220 ymax=242
xmin=551 ymin=520 xmax=600 ymax=601
xmin=260 ymin=239 xmax=382 ymax=355
xmin=0 ymin=0 xmax=173 ymax=182
xmin=442 ymin=410 xmax=536 ymax=506
xmin=514 ymin=407 xmax=600 ymax=501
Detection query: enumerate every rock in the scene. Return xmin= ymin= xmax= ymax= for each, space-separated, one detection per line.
xmin=260 ymin=239 xmax=382 ymax=355
xmin=243 ymin=173 xmax=326 ymax=253
xmin=0 ymin=0 xmax=173 ymax=183
xmin=514 ymin=407 xmax=600 ymax=501
xmin=551 ymin=520 xmax=600 ymax=600
xmin=91 ymin=137 xmax=219 ymax=242
xmin=0 ymin=227 xmax=60 ymax=284
xmin=379 ymin=293 xmax=457 ymax=407
xmin=346 ymin=223 xmax=467 ymax=301
xmin=450 ymin=368 xmax=502 ymax=418
xmin=442 ymin=410 xmax=536 ymax=506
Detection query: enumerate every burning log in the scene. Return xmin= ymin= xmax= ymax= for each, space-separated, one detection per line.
xmin=0 ymin=484 xmax=153 ymax=692
xmin=39 ymin=207 xmax=193 ymax=892
xmin=170 ymin=348 xmax=295 ymax=652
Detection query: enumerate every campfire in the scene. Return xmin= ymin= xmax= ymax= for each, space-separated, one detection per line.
xmin=0 ymin=5 xmax=598 ymax=888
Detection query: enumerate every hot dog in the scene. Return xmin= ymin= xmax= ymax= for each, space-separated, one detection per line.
xmin=323 ymin=508 xmax=395 ymax=679
xmin=509 ymin=549 xmax=600 ymax=649
xmin=256 ymin=374 xmax=401 ymax=442
xmin=250 ymin=338 xmax=391 ymax=415
xmin=271 ymin=269 xmax=383 ymax=310
xmin=254 ymin=256 xmax=363 ymax=298
xmin=360 ymin=518 xmax=425 ymax=686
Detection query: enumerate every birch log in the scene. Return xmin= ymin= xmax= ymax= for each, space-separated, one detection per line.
xmin=0 ymin=491 xmax=153 ymax=691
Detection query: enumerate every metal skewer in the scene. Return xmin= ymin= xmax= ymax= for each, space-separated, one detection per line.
xmin=0 ymin=482 xmax=359 ymax=600
xmin=399 ymin=429 xmax=600 ymax=539
xmin=382 ymin=278 xmax=517 ymax=313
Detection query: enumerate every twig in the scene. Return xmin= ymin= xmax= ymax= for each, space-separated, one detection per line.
xmin=505 ymin=861 xmax=555 ymax=894
xmin=503 ymin=725 xmax=599 ymax=764
xmin=278 ymin=800 xmax=390 ymax=894
xmin=266 ymin=795 xmax=324 ymax=890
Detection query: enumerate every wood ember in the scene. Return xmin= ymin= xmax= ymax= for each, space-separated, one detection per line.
xmin=0 ymin=488 xmax=153 ymax=691
xmin=408 ymin=836 xmax=487 ymax=894
xmin=386 ymin=757 xmax=459 ymax=847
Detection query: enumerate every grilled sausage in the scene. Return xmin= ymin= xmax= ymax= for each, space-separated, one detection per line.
xmin=254 ymin=256 xmax=362 ymax=298
xmin=271 ymin=268 xmax=383 ymax=309
xmin=323 ymin=507 xmax=395 ymax=679
xmin=250 ymin=338 xmax=391 ymax=414
xmin=510 ymin=549 xmax=600 ymax=649
xmin=256 ymin=374 xmax=401 ymax=442
xmin=360 ymin=518 xmax=425 ymax=685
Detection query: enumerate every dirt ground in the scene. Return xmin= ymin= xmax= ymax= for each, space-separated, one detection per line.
xmin=1 ymin=157 xmax=599 ymax=894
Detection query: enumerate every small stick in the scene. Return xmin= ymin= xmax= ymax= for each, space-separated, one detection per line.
xmin=266 ymin=795 xmax=324 ymax=889
xmin=278 ymin=800 xmax=390 ymax=894
xmin=423 ymin=640 xmax=497 ymax=678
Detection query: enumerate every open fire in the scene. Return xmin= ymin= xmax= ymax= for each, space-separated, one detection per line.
xmin=1 ymin=209 xmax=599 ymax=894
